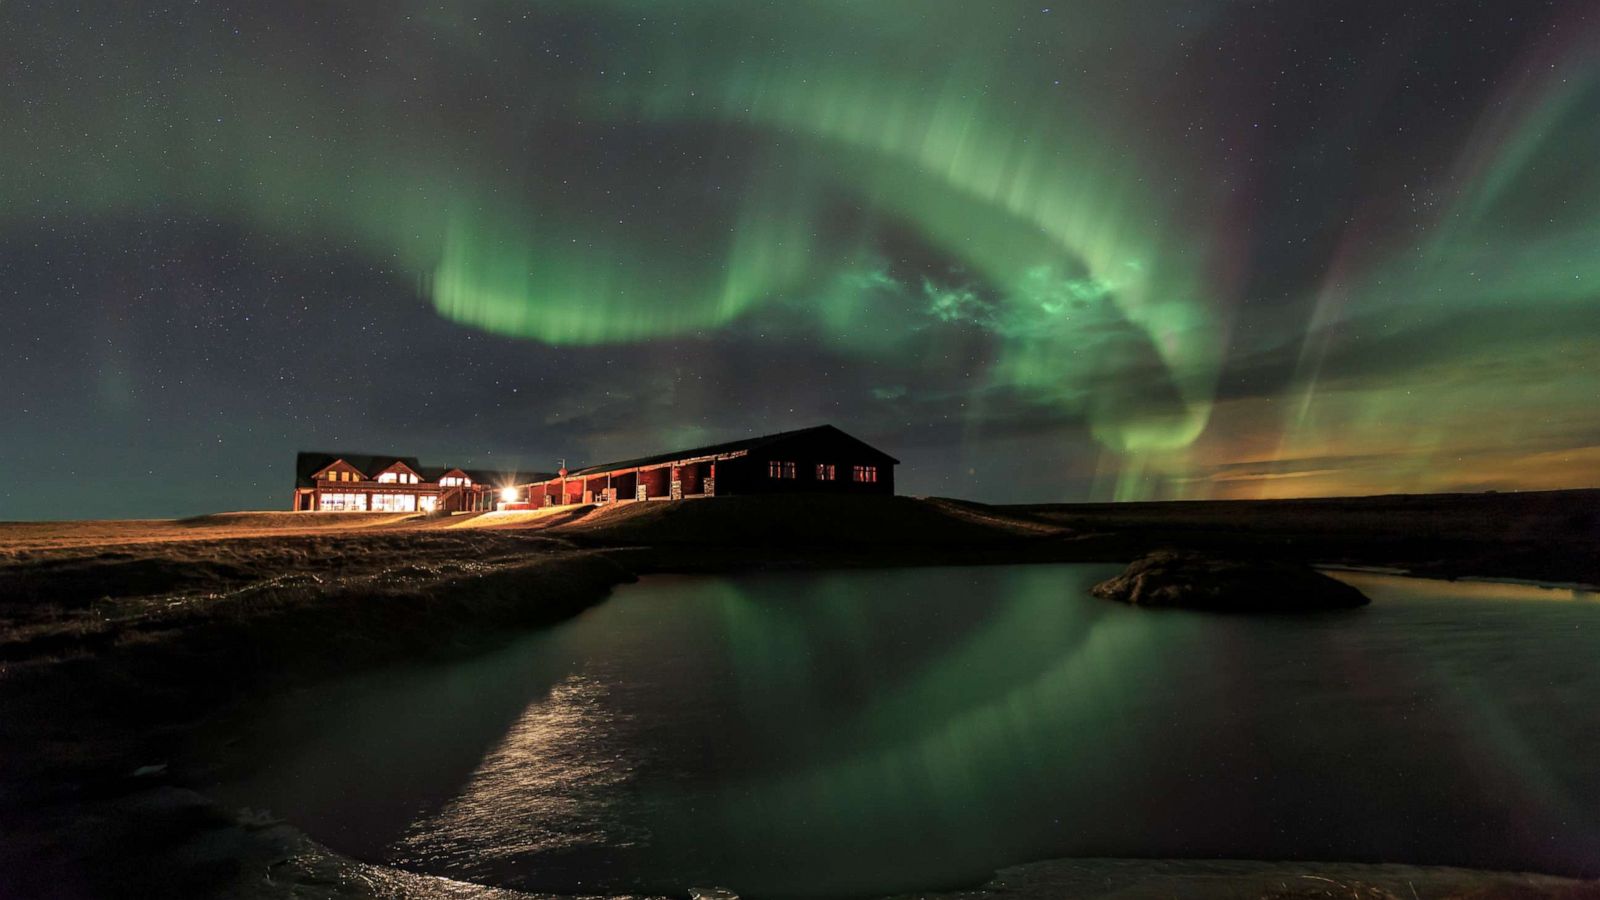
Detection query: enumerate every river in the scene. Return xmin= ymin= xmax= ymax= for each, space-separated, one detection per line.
xmin=204 ymin=565 xmax=1600 ymax=897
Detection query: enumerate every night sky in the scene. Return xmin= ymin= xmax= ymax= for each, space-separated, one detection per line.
xmin=4 ymin=1 xmax=1598 ymax=519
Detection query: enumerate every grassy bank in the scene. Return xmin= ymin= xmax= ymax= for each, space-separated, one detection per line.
xmin=1 ymin=536 xmax=633 ymax=899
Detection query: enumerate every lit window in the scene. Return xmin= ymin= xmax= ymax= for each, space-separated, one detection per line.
xmin=852 ymin=465 xmax=878 ymax=483
xmin=319 ymin=492 xmax=369 ymax=511
xmin=815 ymin=463 xmax=836 ymax=481
xmin=769 ymin=460 xmax=783 ymax=478
xmin=378 ymin=472 xmax=396 ymax=483
xmin=371 ymin=493 xmax=418 ymax=512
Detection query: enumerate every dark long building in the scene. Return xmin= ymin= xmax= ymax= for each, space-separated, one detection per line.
xmin=512 ymin=424 xmax=896 ymax=507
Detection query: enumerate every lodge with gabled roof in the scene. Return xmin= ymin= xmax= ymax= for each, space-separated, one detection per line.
xmin=291 ymin=425 xmax=897 ymax=513
xmin=291 ymin=452 xmax=552 ymax=513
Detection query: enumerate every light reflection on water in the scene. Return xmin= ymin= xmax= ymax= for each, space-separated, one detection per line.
xmin=391 ymin=674 xmax=646 ymax=876
xmin=207 ymin=565 xmax=1600 ymax=898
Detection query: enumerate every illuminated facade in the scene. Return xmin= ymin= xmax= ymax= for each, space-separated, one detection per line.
xmin=291 ymin=453 xmax=548 ymax=513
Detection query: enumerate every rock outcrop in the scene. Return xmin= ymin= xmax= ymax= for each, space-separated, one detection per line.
xmin=1092 ymin=550 xmax=1370 ymax=611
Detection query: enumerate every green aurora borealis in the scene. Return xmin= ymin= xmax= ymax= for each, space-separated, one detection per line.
xmin=3 ymin=1 xmax=1598 ymax=514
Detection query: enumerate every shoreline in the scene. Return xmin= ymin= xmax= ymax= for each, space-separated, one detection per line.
xmin=4 ymin=493 xmax=1599 ymax=898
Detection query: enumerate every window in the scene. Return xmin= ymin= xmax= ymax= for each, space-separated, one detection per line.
xmin=440 ymin=476 xmax=469 ymax=488
xmin=318 ymin=492 xmax=368 ymax=511
xmin=852 ymin=465 xmax=878 ymax=483
xmin=418 ymin=496 xmax=438 ymax=512
xmin=815 ymin=463 xmax=836 ymax=481
xmin=371 ymin=493 xmax=417 ymax=512
xmin=768 ymin=460 xmax=796 ymax=479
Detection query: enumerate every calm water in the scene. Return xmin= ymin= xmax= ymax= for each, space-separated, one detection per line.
xmin=207 ymin=566 xmax=1600 ymax=897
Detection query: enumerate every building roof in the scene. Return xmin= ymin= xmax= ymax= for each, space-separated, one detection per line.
xmin=559 ymin=424 xmax=899 ymax=479
xmin=296 ymin=452 xmax=551 ymax=488
xmin=458 ymin=466 xmax=555 ymax=487
xmin=295 ymin=452 xmax=423 ymax=488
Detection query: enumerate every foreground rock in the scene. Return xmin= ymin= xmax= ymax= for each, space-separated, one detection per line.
xmin=1092 ymin=550 xmax=1370 ymax=611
